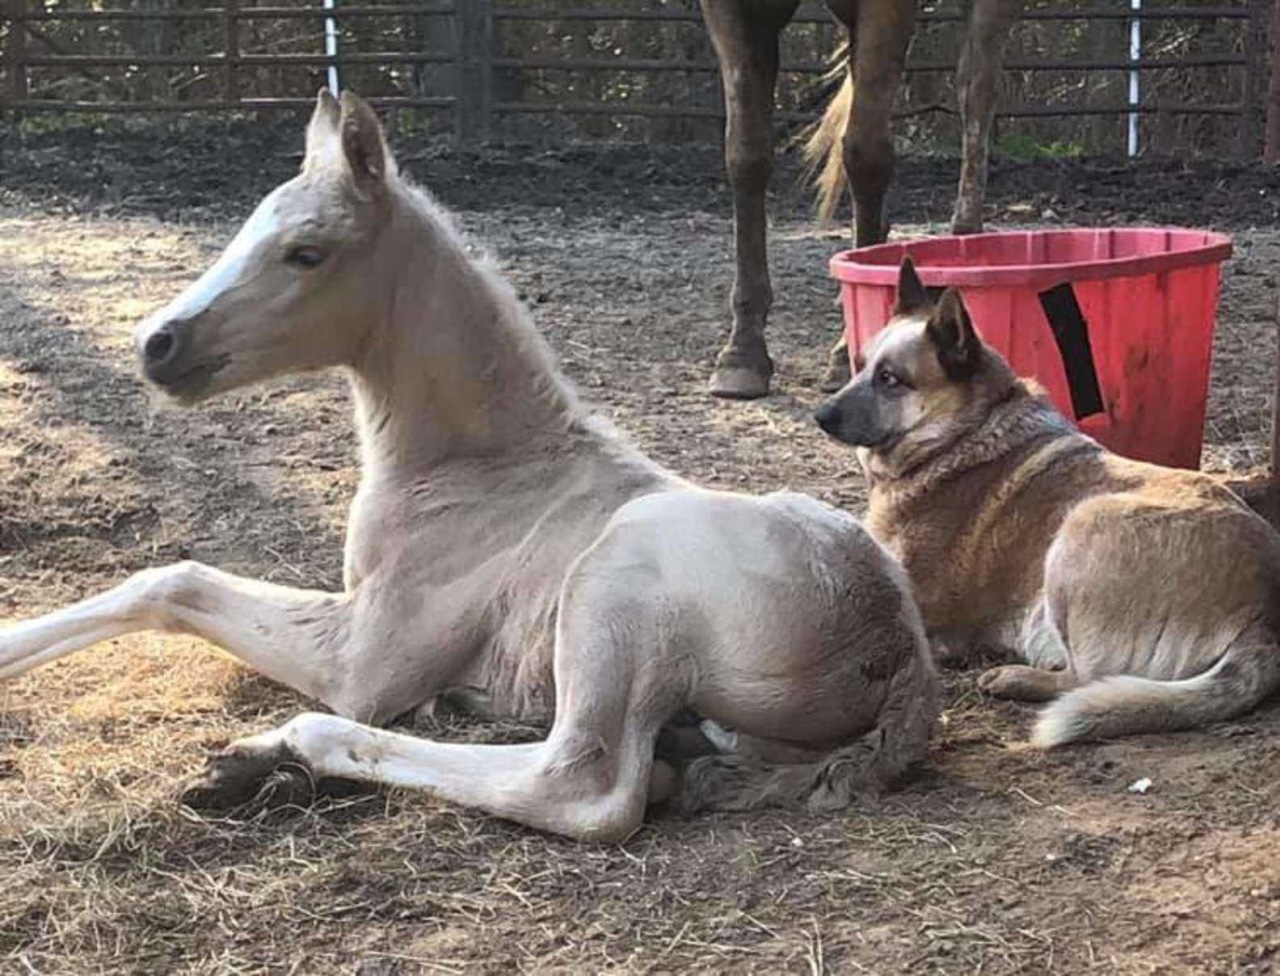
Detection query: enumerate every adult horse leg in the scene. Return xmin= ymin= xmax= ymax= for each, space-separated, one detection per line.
xmin=820 ymin=0 xmax=916 ymax=392
xmin=952 ymin=0 xmax=1017 ymax=234
xmin=702 ymin=0 xmax=800 ymax=400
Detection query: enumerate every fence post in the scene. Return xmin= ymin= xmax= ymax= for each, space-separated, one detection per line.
xmin=3 ymin=0 xmax=28 ymax=114
xmin=457 ymin=0 xmax=492 ymax=143
xmin=1267 ymin=0 xmax=1280 ymax=161
xmin=1241 ymin=0 xmax=1269 ymax=159
xmin=1272 ymin=288 xmax=1280 ymax=485
xmin=222 ymin=0 xmax=240 ymax=105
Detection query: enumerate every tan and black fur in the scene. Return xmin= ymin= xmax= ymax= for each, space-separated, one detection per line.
xmin=815 ymin=258 xmax=1280 ymax=746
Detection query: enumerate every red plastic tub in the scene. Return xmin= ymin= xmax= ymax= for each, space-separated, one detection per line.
xmin=830 ymin=228 xmax=1233 ymax=469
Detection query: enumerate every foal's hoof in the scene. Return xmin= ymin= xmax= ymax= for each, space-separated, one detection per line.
xmin=709 ymin=365 xmax=771 ymax=400
xmin=181 ymin=742 xmax=315 ymax=814
xmin=820 ymin=354 xmax=852 ymax=393
xmin=679 ymin=754 xmax=757 ymax=814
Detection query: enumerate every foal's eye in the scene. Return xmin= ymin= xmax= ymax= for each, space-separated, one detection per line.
xmin=284 ymin=245 xmax=327 ymax=269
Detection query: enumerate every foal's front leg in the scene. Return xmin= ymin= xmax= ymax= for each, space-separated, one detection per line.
xmin=184 ymin=549 xmax=690 ymax=841
xmin=0 ymin=562 xmax=351 ymax=706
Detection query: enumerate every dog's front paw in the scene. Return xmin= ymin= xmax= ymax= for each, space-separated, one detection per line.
xmin=977 ymin=665 xmax=1026 ymax=699
xmin=181 ymin=740 xmax=315 ymax=814
xmin=977 ymin=664 xmax=1066 ymax=703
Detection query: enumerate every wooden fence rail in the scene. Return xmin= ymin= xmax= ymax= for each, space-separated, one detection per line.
xmin=0 ymin=1 xmax=1273 ymax=155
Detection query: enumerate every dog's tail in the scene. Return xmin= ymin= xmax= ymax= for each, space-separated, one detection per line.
xmin=680 ymin=634 xmax=938 ymax=814
xmin=802 ymin=49 xmax=853 ymax=223
xmin=1032 ymin=640 xmax=1280 ymax=748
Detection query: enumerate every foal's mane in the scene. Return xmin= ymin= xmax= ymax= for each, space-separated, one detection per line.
xmin=390 ymin=176 xmax=597 ymax=438
xmin=380 ymin=175 xmax=672 ymax=471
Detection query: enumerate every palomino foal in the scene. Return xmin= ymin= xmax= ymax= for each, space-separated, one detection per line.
xmin=0 ymin=92 xmax=936 ymax=840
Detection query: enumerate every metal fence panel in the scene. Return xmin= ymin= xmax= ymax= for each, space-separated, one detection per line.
xmin=0 ymin=1 xmax=1270 ymax=157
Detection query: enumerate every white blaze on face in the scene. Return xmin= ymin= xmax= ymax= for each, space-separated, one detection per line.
xmin=135 ymin=187 xmax=284 ymax=354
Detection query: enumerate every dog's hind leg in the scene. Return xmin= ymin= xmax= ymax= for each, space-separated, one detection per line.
xmin=1019 ymin=497 xmax=1280 ymax=745
xmin=1032 ymin=633 xmax=1280 ymax=747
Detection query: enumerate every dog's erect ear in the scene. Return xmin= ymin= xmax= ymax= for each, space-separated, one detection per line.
xmin=894 ymin=256 xmax=930 ymax=314
xmin=926 ymin=287 xmax=981 ymax=380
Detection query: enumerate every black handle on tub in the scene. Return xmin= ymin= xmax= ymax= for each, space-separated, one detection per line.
xmin=1037 ymin=282 xmax=1105 ymax=420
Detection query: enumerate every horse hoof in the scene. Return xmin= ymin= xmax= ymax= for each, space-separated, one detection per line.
xmin=820 ymin=357 xmax=851 ymax=393
xmin=181 ymin=741 xmax=315 ymax=813
xmin=679 ymin=754 xmax=753 ymax=813
xmin=709 ymin=365 xmax=770 ymax=400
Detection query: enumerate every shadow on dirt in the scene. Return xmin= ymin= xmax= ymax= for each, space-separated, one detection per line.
xmin=0 ymin=251 xmax=350 ymax=597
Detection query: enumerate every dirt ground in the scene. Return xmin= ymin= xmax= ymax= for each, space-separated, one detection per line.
xmin=3 ymin=119 xmax=1280 ymax=974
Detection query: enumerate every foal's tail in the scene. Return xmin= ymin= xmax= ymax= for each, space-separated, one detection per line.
xmin=803 ymin=47 xmax=854 ymax=223
xmin=1032 ymin=640 xmax=1280 ymax=748
xmin=680 ymin=638 xmax=938 ymax=814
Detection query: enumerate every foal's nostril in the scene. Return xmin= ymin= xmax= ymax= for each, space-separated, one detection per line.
xmin=144 ymin=328 xmax=176 ymax=365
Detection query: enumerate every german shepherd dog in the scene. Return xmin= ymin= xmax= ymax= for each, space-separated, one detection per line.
xmin=814 ymin=257 xmax=1280 ymax=747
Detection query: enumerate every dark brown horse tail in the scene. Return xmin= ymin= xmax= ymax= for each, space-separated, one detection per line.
xmin=803 ymin=47 xmax=853 ymax=223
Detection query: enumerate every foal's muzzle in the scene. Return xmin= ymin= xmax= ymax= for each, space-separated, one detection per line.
xmin=142 ymin=321 xmax=183 ymax=380
xmin=137 ymin=314 xmax=226 ymax=398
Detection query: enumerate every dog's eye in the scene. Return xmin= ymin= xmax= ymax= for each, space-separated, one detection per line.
xmin=284 ymin=245 xmax=327 ymax=269
xmin=874 ymin=366 xmax=901 ymax=389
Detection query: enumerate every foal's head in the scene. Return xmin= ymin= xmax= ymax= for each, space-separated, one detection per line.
xmin=136 ymin=91 xmax=400 ymax=403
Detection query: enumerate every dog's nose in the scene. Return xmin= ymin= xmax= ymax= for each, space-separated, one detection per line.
xmin=813 ymin=401 xmax=842 ymax=436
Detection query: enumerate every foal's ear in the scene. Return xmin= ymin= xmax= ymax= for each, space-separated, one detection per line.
xmin=926 ymin=287 xmax=982 ymax=381
xmin=303 ymin=88 xmax=341 ymax=172
xmin=894 ymin=256 xmax=930 ymax=314
xmin=338 ymin=91 xmax=395 ymax=197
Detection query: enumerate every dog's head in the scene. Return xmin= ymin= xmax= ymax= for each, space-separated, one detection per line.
xmin=814 ymin=257 xmax=1016 ymax=472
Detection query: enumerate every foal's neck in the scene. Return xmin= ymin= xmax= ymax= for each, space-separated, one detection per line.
xmin=348 ymin=187 xmax=584 ymax=476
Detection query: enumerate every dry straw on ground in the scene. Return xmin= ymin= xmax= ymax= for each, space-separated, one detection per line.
xmin=2 ymin=133 xmax=1280 ymax=973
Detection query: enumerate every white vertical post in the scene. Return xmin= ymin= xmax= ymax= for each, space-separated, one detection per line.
xmin=1128 ymin=0 xmax=1141 ymax=157
xmin=324 ymin=0 xmax=340 ymax=95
